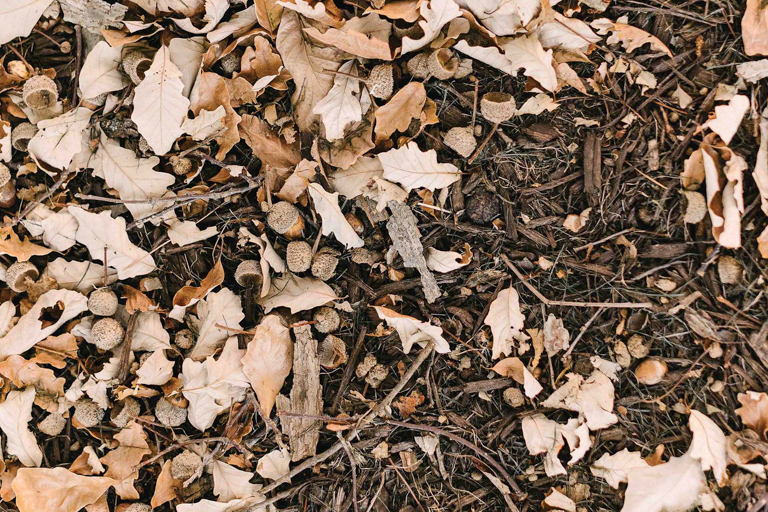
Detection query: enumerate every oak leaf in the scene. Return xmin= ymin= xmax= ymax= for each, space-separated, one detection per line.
xmin=491 ymin=357 xmax=542 ymax=398
xmin=401 ymin=0 xmax=462 ymax=54
xmin=522 ymin=414 xmax=566 ymax=477
xmin=742 ymin=0 xmax=768 ymax=56
xmin=425 ymin=244 xmax=472 ymax=273
xmin=28 ymin=107 xmax=93 ymax=170
xmin=308 ymin=183 xmax=364 ymax=248
xmin=79 ymin=41 xmax=127 ymax=99
xmin=151 ymin=460 xmax=181 ymax=509
xmin=542 ymin=370 xmax=618 ymax=430
xmin=256 ymin=448 xmax=291 ymax=480
xmin=44 ymin=259 xmax=117 ymax=292
xmin=212 ymin=460 xmax=260 ymax=501
xmin=689 ymin=410 xmax=727 ymax=486
xmin=378 ymin=142 xmax=460 ymax=192
xmin=242 ymin=315 xmax=294 ymax=416
xmin=12 ymin=468 xmax=116 ymax=512
xmin=590 ymin=448 xmax=650 ymax=489
xmin=591 ymin=17 xmax=673 ymax=57
xmin=0 ymin=224 xmax=52 ymax=261
xmin=173 ymin=0 xmax=230 ymax=34
xmin=312 ymin=61 xmax=364 ymax=141
xmin=736 ymin=391 xmax=768 ymax=440
xmin=239 ymin=114 xmax=301 ymax=168
xmin=374 ymin=82 xmax=426 ymax=141
xmin=374 ymin=306 xmax=450 ymax=354
xmin=484 ymin=286 xmax=525 ymax=359
xmin=620 ymin=450 xmax=707 ymax=512
xmin=99 ymin=422 xmax=151 ymax=500
xmin=131 ymin=0 xmax=205 ymax=16
xmin=305 ymin=13 xmax=393 ymax=60
xmin=259 ymin=274 xmax=339 ymax=314
xmin=170 ymin=259 xmax=224 ymax=321
xmin=0 ymin=0 xmax=55 ymax=46
xmin=189 ymin=288 xmax=244 ymax=361
xmin=0 ymin=388 xmax=42 ymax=467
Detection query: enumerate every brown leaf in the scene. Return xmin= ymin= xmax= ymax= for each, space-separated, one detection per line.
xmin=736 ymin=391 xmax=768 ymax=440
xmin=242 ymin=314 xmax=294 ymax=417
xmin=239 ymin=114 xmax=301 ymax=169
xmin=123 ymin=285 xmax=155 ymax=314
xmin=151 ymin=460 xmax=182 ymax=508
xmin=0 ymin=223 xmax=52 ymax=261
xmin=394 ymin=390 xmax=425 ymax=418
xmin=99 ymin=422 xmax=151 ymax=500
xmin=743 ymin=0 xmax=768 ymax=56
xmin=0 ymin=463 xmax=17 ymax=501
xmin=12 ymin=468 xmax=115 ymax=512
xmin=0 ymin=355 xmax=66 ymax=408
xmin=190 ymin=72 xmax=242 ymax=160
xmin=275 ymin=159 xmax=318 ymax=203
xmin=33 ymin=333 xmax=78 ymax=369
xmin=238 ymin=36 xmax=285 ymax=85
xmin=254 ymin=0 xmax=283 ymax=32
xmin=304 ymin=14 xmax=393 ymax=61
xmin=171 ymin=259 xmax=225 ymax=319
xmin=374 ymin=82 xmax=426 ymax=142
xmin=366 ymin=0 xmax=421 ymax=22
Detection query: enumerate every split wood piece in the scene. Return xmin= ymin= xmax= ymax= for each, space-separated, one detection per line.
xmin=386 ymin=200 xmax=441 ymax=303
xmin=501 ymin=254 xmax=652 ymax=308
xmin=583 ymin=131 xmax=602 ymax=207
xmin=276 ymin=325 xmax=322 ymax=462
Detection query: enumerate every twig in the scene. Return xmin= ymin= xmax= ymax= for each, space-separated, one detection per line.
xmin=338 ymin=432 xmax=360 ymax=512
xmin=117 ymin=313 xmax=138 ymax=383
xmin=388 ymin=457 xmax=428 ymax=512
xmin=72 ymin=25 xmax=82 ymax=105
xmin=331 ymin=325 xmax=367 ymax=414
xmin=501 ymin=254 xmax=653 ymax=308
xmin=642 ymin=350 xmax=709 ymax=403
xmin=563 ymin=307 xmax=605 ymax=358
xmin=468 ymin=122 xmax=499 ymax=164
xmin=6 ymin=169 xmax=74 ymax=227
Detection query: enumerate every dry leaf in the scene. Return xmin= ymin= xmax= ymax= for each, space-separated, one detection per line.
xmin=28 ymin=107 xmax=93 ymax=170
xmin=328 ymin=156 xmax=383 ymax=198
xmin=0 ymin=388 xmax=42 ymax=467
xmin=259 ymin=274 xmax=339 ymax=314
xmin=131 ymin=0 xmax=205 ymax=16
xmin=702 ymin=95 xmax=749 ymax=145
xmin=79 ymin=41 xmax=127 ymax=99
xmin=212 ymin=460 xmax=259 ymax=501
xmin=743 ymin=0 xmax=768 ymax=56
xmin=183 ymin=106 xmax=227 ymax=140
xmin=0 ymin=0 xmax=55 ymax=45
xmin=189 ymin=287 xmax=244 ymax=361
xmin=304 ymin=13 xmax=393 ymax=60
xmin=151 ymin=460 xmax=181 ymax=508
xmin=312 ymin=61 xmax=364 ymax=141
xmin=182 ymin=337 xmax=249 ymax=430
xmin=538 ymin=13 xmax=600 ymax=53
xmin=99 ymin=422 xmax=151 ymax=500
xmin=590 ymin=17 xmax=673 ymax=57
xmin=543 ymin=314 xmax=570 ymax=355
xmin=736 ymin=391 xmax=768 ymax=440
xmin=173 ymin=0 xmax=230 ymax=34
xmin=239 ymin=114 xmax=300 ymax=169
xmin=208 ymin=6 xmax=259 ymax=43
xmin=278 ymin=0 xmax=344 ymax=26
xmin=759 ymin=225 xmax=768 ymax=258
xmin=621 ymin=450 xmax=706 ymax=512
xmin=242 ymin=314 xmax=294 ymax=416
xmin=522 ymin=414 xmax=566 ymax=477
xmin=308 ymin=183 xmax=365 ymax=248
xmin=12 ymin=468 xmax=116 ymax=512
xmin=425 ymin=244 xmax=472 ymax=273
xmin=542 ymin=370 xmax=618 ymax=430
xmin=374 ymin=82 xmax=426 ymax=142
xmin=132 ymin=45 xmax=190 ymax=155
xmin=484 ymin=286 xmax=525 ymax=359
xmin=44 ymin=259 xmax=117 ymax=292
xmin=590 ymin=448 xmax=650 ymax=489
xmin=21 ymin=205 xmax=78 ymax=252
xmin=137 ymin=350 xmax=174 ymax=386
xmin=374 ymin=306 xmax=451 ymax=354
xmin=689 ymin=410 xmax=727 ymax=486
xmin=68 ymin=207 xmax=156 ymax=279
xmin=0 ymin=355 xmax=65 ymax=405
xmin=256 ymin=448 xmax=291 ymax=481
xmin=544 ymin=489 xmax=576 ymax=512
xmin=378 ymin=142 xmax=460 ymax=192
xmin=170 ymin=260 xmax=224 ymax=321
xmin=275 ymin=159 xmax=318 ymax=203
xmin=0 ymin=224 xmax=53 ymax=261
xmin=491 ymin=357 xmax=542 ymax=398
xmin=190 ymin=71 xmax=241 ymax=160
xmin=167 ymin=219 xmax=219 ymax=247
xmin=401 ymin=0 xmax=462 ymax=54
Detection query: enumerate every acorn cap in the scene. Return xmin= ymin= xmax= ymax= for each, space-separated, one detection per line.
xmin=286 ymin=241 xmax=312 ymax=273
xmin=88 ymin=288 xmax=118 ymax=316
xmin=367 ymin=63 xmax=394 ymax=100
xmin=170 ymin=155 xmax=193 ymax=176
xmin=443 ymin=127 xmax=477 ymax=158
xmin=313 ymin=306 xmax=340 ymax=334
xmin=11 ymin=122 xmax=37 ymax=151
xmin=124 ymin=504 xmax=151 ymax=512
xmin=503 ymin=387 xmax=525 ymax=408
xmin=174 ymin=329 xmax=195 ymax=350
xmin=717 ymin=255 xmax=742 ymax=284
xmin=23 ymin=75 xmax=58 ymax=110
xmin=171 ymin=450 xmax=202 ymax=481
xmin=74 ymin=398 xmax=105 ymax=428
xmin=634 ymin=359 xmax=667 ymax=385
xmin=156 ymin=396 xmax=187 ymax=427
xmin=112 ymin=397 xmax=140 ymax=428
xmin=91 ymin=317 xmax=125 ymax=351
xmin=682 ymin=190 xmax=707 ymax=224
xmin=406 ymin=52 xmax=430 ymax=79
xmin=427 ymin=49 xmax=458 ymax=80
xmin=481 ymin=92 xmax=516 ymax=124
xmin=312 ymin=252 xmax=338 ymax=281
xmin=38 ymin=413 xmax=67 ymax=436
xmin=0 ymin=163 xmax=10 ymax=188
xmin=122 ymin=51 xmax=152 ymax=85
xmin=234 ymin=260 xmax=263 ymax=287
xmin=267 ymin=201 xmax=304 ymax=238
xmin=319 ymin=334 xmax=348 ymax=369
xmin=454 ymin=58 xmax=473 ymax=79
xmin=6 ymin=261 xmax=39 ymax=292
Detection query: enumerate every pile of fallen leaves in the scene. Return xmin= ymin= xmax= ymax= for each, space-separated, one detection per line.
xmin=1 ymin=0 xmax=768 ymax=511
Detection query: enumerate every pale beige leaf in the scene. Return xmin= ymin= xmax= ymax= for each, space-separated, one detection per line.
xmin=0 ymin=388 xmax=42 ymax=466
xmin=182 ymin=337 xmax=249 ymax=430
xmin=455 ymin=0 xmax=538 ymax=36
xmin=256 ymin=448 xmax=291 ymax=480
xmin=21 ymin=205 xmax=78 ymax=252
xmin=689 ymin=410 xmax=727 ymax=485
xmin=173 ymin=0 xmax=230 ymax=34
xmin=736 ymin=391 xmax=768 ymax=437
xmin=374 ymin=306 xmax=451 ymax=354
xmin=425 ymin=246 xmax=471 ymax=273
xmin=28 ymin=107 xmax=93 ymax=170
xmin=207 ymin=6 xmax=259 ymax=43
xmin=167 ymin=219 xmax=219 ymax=247
xmin=378 ymin=141 xmax=460 ymax=192
xmin=12 ymin=468 xmax=116 ymax=512
xmin=304 ymin=13 xmax=393 ymax=60
xmin=137 ymin=350 xmax=174 ymax=386
xmin=307 ymin=183 xmax=364 ymax=248
xmin=702 ymin=95 xmax=749 ymax=145
xmin=0 ymin=0 xmax=55 ymax=45
xmin=538 ymin=13 xmax=600 ymax=53
xmin=259 ymin=274 xmax=339 ymax=314
xmin=277 ymin=0 xmax=343 ymax=26
xmin=276 ymin=9 xmax=343 ymax=132
xmin=521 ymin=414 xmax=566 ymax=477
xmin=561 ymin=418 xmax=591 ymax=464
xmin=96 ymin=134 xmax=175 ymax=221
xmin=132 ymin=45 xmax=190 ymax=155
xmin=242 ymin=315 xmax=294 ymax=416
xmin=0 ymin=289 xmax=88 ymax=361
xmin=364 ymin=177 xmax=407 ymax=211
xmin=756 ymin=109 xmax=768 ymax=216
xmin=401 ymin=0 xmax=462 ymax=54
xmin=312 ymin=61 xmax=362 ymax=141
xmin=544 ymin=489 xmax=576 ymax=512
xmin=182 ymin=106 xmax=227 ymax=141
xmin=212 ymin=461 xmax=259 ymax=501
xmin=590 ymin=448 xmax=649 ymax=489
xmin=374 ymin=82 xmax=426 ymax=141
xmin=542 ymin=370 xmax=618 ymax=430
xmin=516 ymin=93 xmax=559 ymax=116
xmin=328 ymin=156 xmax=383 ymax=198
xmin=189 ymin=288 xmax=244 ymax=361
xmin=68 ymin=207 xmax=156 ymax=279
xmin=501 ymin=34 xmax=558 ymax=92
xmin=168 ymin=36 xmax=206 ymax=98
xmin=491 ymin=357 xmax=542 ymax=398
xmin=484 ymin=286 xmax=525 ymax=359
xmin=79 ymin=41 xmax=127 ymax=99
xmin=621 ymin=450 xmax=706 ymax=512
xmin=737 ymin=59 xmax=768 ymax=83
xmin=742 ymin=0 xmax=768 ymax=56
xmin=543 ymin=313 xmax=570 ymax=355
xmin=0 ymin=302 xmax=15 ymax=339
xmin=131 ymin=0 xmax=205 ymax=16
xmin=43 ymin=259 xmax=117 ymax=292
xmin=590 ymin=17 xmax=673 ymax=57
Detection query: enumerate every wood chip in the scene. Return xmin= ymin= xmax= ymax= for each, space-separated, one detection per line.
xmin=583 ymin=132 xmax=602 ymax=207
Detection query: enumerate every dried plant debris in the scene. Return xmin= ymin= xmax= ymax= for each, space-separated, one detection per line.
xmin=0 ymin=0 xmax=767 ymax=511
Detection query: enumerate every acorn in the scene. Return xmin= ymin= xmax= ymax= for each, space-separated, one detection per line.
xmin=11 ymin=122 xmax=37 ymax=151
xmin=634 ymin=359 xmax=667 ymax=385
xmin=427 ymin=49 xmax=458 ymax=80
xmin=443 ymin=127 xmax=477 ymax=158
xmin=319 ymin=334 xmax=347 ymax=369
xmin=88 ymin=287 xmax=118 ymax=317
xmin=367 ymin=63 xmax=394 ymax=100
xmin=170 ymin=155 xmax=193 ymax=176
xmin=235 ymin=259 xmax=263 ymax=324
xmin=22 ymin=75 xmax=58 ymax=110
xmin=267 ymin=201 xmax=304 ymax=239
xmin=5 ymin=261 xmax=38 ymax=292
xmin=122 ymin=51 xmax=152 ymax=85
xmin=91 ymin=317 xmax=125 ymax=351
xmin=0 ymin=163 xmax=16 ymax=209
xmin=286 ymin=241 xmax=312 ymax=273
xmin=313 ymin=306 xmax=340 ymax=333
xmin=312 ymin=250 xmax=339 ymax=281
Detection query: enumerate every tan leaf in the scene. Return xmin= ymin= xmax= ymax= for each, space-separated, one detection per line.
xmin=736 ymin=391 xmax=768 ymax=439
xmin=542 ymin=370 xmax=618 ymax=430
xmin=537 ymin=13 xmax=600 ymax=53
xmin=0 ymin=224 xmax=52 ymax=261
xmin=0 ymin=289 xmax=88 ymax=361
xmin=743 ymin=0 xmax=768 ymax=56
xmin=170 ymin=259 xmax=224 ymax=321
xmin=312 ymin=61 xmax=364 ymax=141
xmin=131 ymin=0 xmax=205 ymax=16
xmin=366 ymin=0 xmax=421 ymax=22
xmin=28 ymin=107 xmax=93 ymax=170
xmin=259 ymin=274 xmax=339 ymax=314
xmin=212 ymin=460 xmax=259 ymax=501
xmin=378 ymin=141 xmax=460 ymax=192
xmin=0 ymin=0 xmax=55 ymax=46
xmin=275 ymin=159 xmax=318 ymax=203
xmin=123 ymin=285 xmax=155 ymax=314
xmin=208 ymin=6 xmax=259 ymax=43
xmin=590 ymin=448 xmax=650 ymax=489
xmin=522 ymin=414 xmax=566 ymax=477
xmin=99 ymin=422 xmax=151 ymax=500
xmin=151 ymin=460 xmax=181 ymax=509
xmin=689 ymin=410 xmax=727 ymax=485
xmin=304 ymin=13 xmax=393 ymax=60
xmin=374 ymin=82 xmax=426 ymax=142
xmin=79 ymin=41 xmax=127 ymax=99
xmin=374 ymin=306 xmax=450 ymax=354
xmin=491 ymin=357 xmax=542 ymax=398
xmin=308 ymin=183 xmax=365 ymax=248
xmin=256 ymin=448 xmax=291 ymax=480
xmin=759 ymin=225 xmax=768 ymax=259
xmin=69 ymin=447 xmax=105 ymax=476
xmin=544 ymin=489 xmax=576 ymax=512
xmin=456 ymin=0 xmax=538 ymax=36
xmin=276 ymin=9 xmax=343 ymax=132
xmin=242 ymin=315 xmax=294 ymax=416
xmin=169 ymin=36 xmax=206 ymax=99
xmin=182 ymin=106 xmax=227 ymax=141
xmin=189 ymin=288 xmax=244 ymax=361
xmin=44 ymin=259 xmax=117 ymax=293
xmin=191 ymin=72 xmax=242 ymax=160
xmin=12 ymin=468 xmax=116 ymax=512
xmin=0 ymin=355 xmax=65 ymax=402
xmin=239 ymin=114 xmax=301 ymax=169
xmin=137 ymin=350 xmax=174 ymax=386
xmin=20 ymin=205 xmax=78 ymax=252
xmin=425 ymin=244 xmax=472 ymax=273
xmin=173 ymin=0 xmax=230 ymax=34
xmin=591 ymin=17 xmax=673 ymax=57
xmin=317 ymin=107 xmax=376 ymax=169
xmin=401 ymin=0 xmax=462 ymax=54
xmin=621 ymin=450 xmax=706 ymax=512
xmin=0 ymin=388 xmax=42 ymax=467
xmin=484 ymin=286 xmax=525 ymax=359
xmin=277 ymin=0 xmax=344 ymax=27
xmin=167 ymin=219 xmax=219 ymax=247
